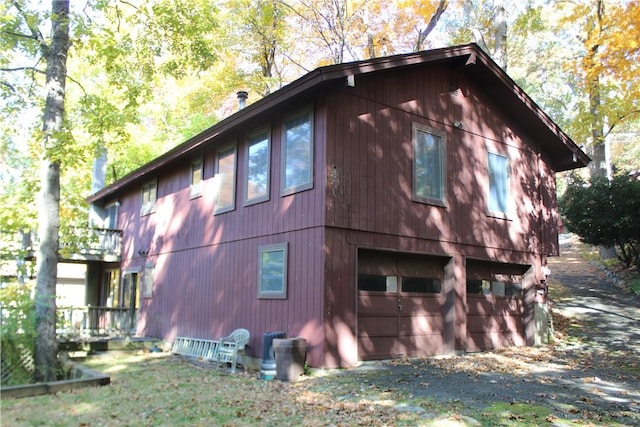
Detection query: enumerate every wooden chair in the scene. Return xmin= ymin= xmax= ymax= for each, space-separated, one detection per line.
xmin=216 ymin=328 xmax=250 ymax=373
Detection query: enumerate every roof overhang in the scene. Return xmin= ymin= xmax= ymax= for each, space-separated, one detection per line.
xmin=87 ymin=43 xmax=589 ymax=205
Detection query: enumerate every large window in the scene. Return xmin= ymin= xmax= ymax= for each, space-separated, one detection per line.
xmin=282 ymin=110 xmax=313 ymax=195
xmin=487 ymin=151 xmax=509 ymax=215
xmin=245 ymin=130 xmax=270 ymax=205
xmin=258 ymin=243 xmax=288 ymax=299
xmin=190 ymin=158 xmax=203 ymax=198
xmin=214 ymin=145 xmax=237 ymax=214
xmin=413 ymin=124 xmax=446 ymax=204
xmin=141 ymin=181 xmax=157 ymax=215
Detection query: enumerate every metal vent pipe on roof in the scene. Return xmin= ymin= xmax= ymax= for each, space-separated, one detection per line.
xmin=237 ymin=91 xmax=248 ymax=110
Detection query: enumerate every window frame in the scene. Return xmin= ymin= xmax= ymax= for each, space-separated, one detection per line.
xmin=281 ymin=108 xmax=314 ymax=196
xmin=257 ymin=243 xmax=288 ymax=299
xmin=190 ymin=157 xmax=204 ymax=199
xmin=140 ymin=180 xmax=157 ymax=216
xmin=412 ymin=123 xmax=447 ymax=206
xmin=487 ymin=150 xmax=510 ymax=218
xmin=143 ymin=262 xmax=154 ymax=298
xmin=244 ymin=128 xmax=271 ymax=206
xmin=214 ymin=143 xmax=237 ymax=215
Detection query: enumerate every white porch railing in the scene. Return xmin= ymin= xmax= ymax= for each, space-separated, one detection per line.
xmin=57 ymin=306 xmax=136 ymax=337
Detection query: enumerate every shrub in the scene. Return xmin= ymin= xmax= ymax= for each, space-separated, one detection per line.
xmin=0 ymin=280 xmax=37 ymax=386
xmin=560 ymin=173 xmax=640 ymax=269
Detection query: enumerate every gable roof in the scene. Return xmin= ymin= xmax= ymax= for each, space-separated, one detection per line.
xmin=88 ymin=43 xmax=589 ymax=204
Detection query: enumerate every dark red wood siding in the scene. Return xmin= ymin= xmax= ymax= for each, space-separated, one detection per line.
xmin=322 ymin=64 xmax=550 ymax=358
xmin=115 ymin=103 xmax=328 ymax=366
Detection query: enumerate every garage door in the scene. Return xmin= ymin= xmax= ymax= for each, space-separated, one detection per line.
xmin=357 ymin=250 xmax=448 ymax=360
xmin=466 ymin=260 xmax=528 ymax=351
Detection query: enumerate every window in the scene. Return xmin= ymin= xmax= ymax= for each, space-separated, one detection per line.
xmin=402 ymin=277 xmax=442 ymax=294
xmin=245 ymin=130 xmax=270 ymax=204
xmin=487 ymin=151 xmax=509 ymax=215
xmin=358 ymin=274 xmax=397 ymax=292
xmin=258 ymin=243 xmax=288 ymax=299
xmin=214 ymin=145 xmax=237 ymax=214
xmin=413 ymin=124 xmax=446 ymax=204
xmin=143 ymin=263 xmax=154 ymax=298
xmin=466 ymin=279 xmax=522 ymax=298
xmin=282 ymin=110 xmax=313 ymax=195
xmin=190 ymin=158 xmax=203 ymax=198
xmin=141 ymin=181 xmax=157 ymax=215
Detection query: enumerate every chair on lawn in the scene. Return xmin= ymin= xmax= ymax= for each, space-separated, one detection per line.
xmin=216 ymin=328 xmax=250 ymax=373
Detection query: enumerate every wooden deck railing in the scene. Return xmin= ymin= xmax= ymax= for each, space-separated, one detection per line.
xmin=57 ymin=306 xmax=136 ymax=337
xmin=1 ymin=228 xmax=122 ymax=261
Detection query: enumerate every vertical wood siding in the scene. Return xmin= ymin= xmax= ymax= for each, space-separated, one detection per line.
xmin=117 ymin=105 xmax=327 ymax=366
xmin=113 ymin=60 xmax=563 ymax=367
xmin=324 ymin=64 xmax=558 ymax=262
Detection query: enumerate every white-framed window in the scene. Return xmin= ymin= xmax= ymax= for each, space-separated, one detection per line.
xmin=245 ymin=129 xmax=270 ymax=205
xmin=141 ymin=180 xmax=157 ymax=216
xmin=258 ymin=243 xmax=288 ymax=299
xmin=214 ymin=144 xmax=237 ymax=214
xmin=282 ymin=109 xmax=313 ymax=195
xmin=487 ymin=151 xmax=509 ymax=216
xmin=143 ymin=262 xmax=154 ymax=298
xmin=190 ymin=158 xmax=203 ymax=199
xmin=413 ymin=124 xmax=446 ymax=205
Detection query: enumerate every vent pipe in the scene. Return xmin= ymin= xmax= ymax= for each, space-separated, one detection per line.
xmin=237 ymin=91 xmax=248 ymax=110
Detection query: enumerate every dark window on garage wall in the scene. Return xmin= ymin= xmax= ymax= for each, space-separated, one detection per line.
xmin=466 ymin=260 xmax=527 ymax=298
xmin=358 ymin=249 xmax=448 ymax=295
xmin=402 ymin=277 xmax=441 ymax=294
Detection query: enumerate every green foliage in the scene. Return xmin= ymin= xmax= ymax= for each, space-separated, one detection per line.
xmin=0 ymin=280 xmax=36 ymax=386
xmin=560 ymin=174 xmax=640 ymax=268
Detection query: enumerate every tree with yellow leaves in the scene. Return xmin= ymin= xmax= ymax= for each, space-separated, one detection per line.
xmin=562 ymin=0 xmax=640 ymax=178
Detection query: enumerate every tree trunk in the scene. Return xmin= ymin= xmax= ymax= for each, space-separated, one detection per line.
xmin=34 ymin=0 xmax=70 ymax=383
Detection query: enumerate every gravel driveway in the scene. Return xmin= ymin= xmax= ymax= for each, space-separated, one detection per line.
xmin=329 ymin=235 xmax=640 ymax=425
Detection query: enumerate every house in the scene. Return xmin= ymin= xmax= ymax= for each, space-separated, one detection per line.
xmin=86 ymin=43 xmax=589 ymax=368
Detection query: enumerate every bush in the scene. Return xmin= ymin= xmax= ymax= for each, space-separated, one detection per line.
xmin=1 ymin=281 xmax=37 ymax=386
xmin=560 ymin=173 xmax=640 ymax=269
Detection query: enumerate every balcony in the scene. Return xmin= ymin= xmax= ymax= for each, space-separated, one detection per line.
xmin=2 ymin=228 xmax=122 ymax=263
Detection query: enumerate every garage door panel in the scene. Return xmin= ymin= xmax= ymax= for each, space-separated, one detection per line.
xmin=399 ymin=314 xmax=443 ymax=334
xmin=467 ymin=297 xmax=523 ymax=316
xmin=399 ymin=297 xmax=441 ymax=312
xmin=358 ymin=315 xmax=398 ymax=337
xmin=467 ymin=314 xmax=523 ymax=333
xmin=358 ymin=294 xmax=397 ymax=315
xmin=467 ymin=331 xmax=526 ymax=351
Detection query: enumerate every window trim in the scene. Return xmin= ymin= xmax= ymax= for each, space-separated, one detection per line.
xmin=281 ymin=108 xmax=314 ymax=196
xmin=487 ymin=150 xmax=510 ymax=219
xmin=143 ymin=262 xmax=154 ymax=298
xmin=214 ymin=143 xmax=237 ymax=215
xmin=244 ymin=127 xmax=271 ymax=206
xmin=140 ymin=180 xmax=157 ymax=216
xmin=412 ymin=123 xmax=447 ymax=207
xmin=190 ymin=157 xmax=204 ymax=199
xmin=257 ymin=242 xmax=288 ymax=299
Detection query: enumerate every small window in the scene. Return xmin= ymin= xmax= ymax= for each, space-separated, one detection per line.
xmin=190 ymin=158 xmax=203 ymax=198
xmin=487 ymin=151 xmax=509 ymax=215
xmin=214 ymin=145 xmax=237 ymax=214
xmin=466 ymin=279 xmax=522 ymax=298
xmin=258 ymin=243 xmax=288 ymax=299
xmin=143 ymin=263 xmax=154 ymax=298
xmin=141 ymin=181 xmax=157 ymax=215
xmin=358 ymin=274 xmax=397 ymax=292
xmin=402 ymin=277 xmax=441 ymax=294
xmin=245 ymin=130 xmax=270 ymax=205
xmin=282 ymin=110 xmax=313 ymax=195
xmin=413 ymin=124 xmax=446 ymax=205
